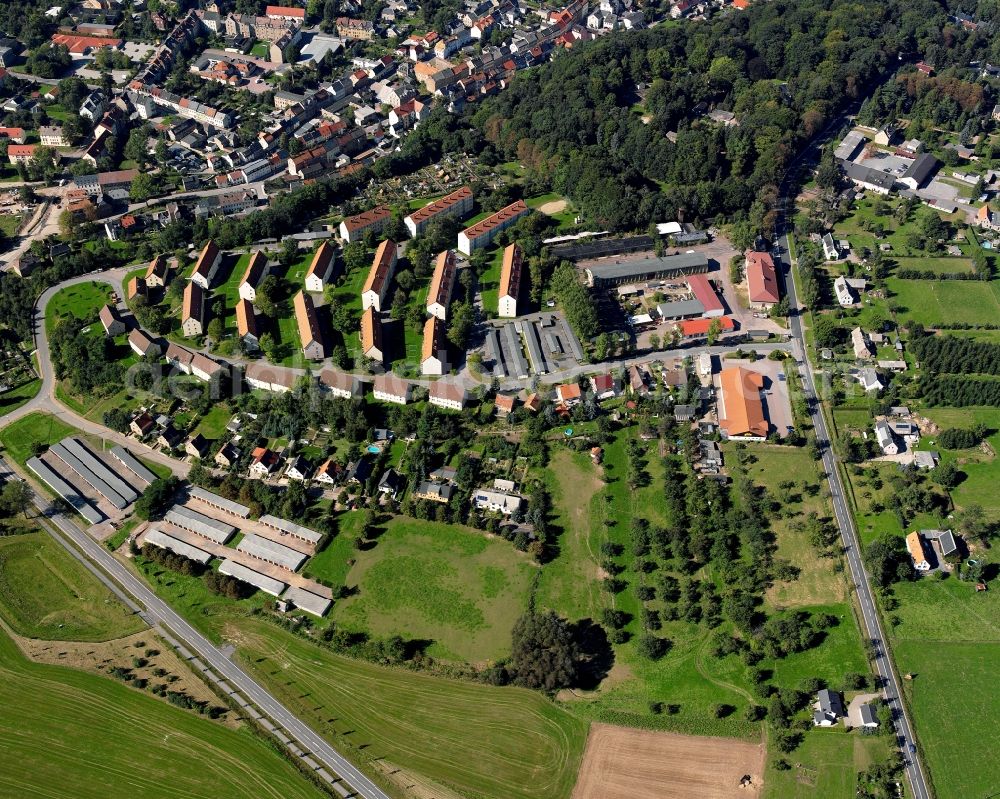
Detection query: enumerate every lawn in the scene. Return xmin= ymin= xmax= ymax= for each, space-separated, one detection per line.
xmin=479 ymin=246 xmax=504 ymax=317
xmin=233 ymin=617 xmax=589 ymax=799
xmin=0 ymin=378 xmax=41 ymax=414
xmin=45 ymin=281 xmax=114 ymax=335
xmin=0 ymin=411 xmax=78 ymax=468
xmin=192 ymin=403 xmax=233 ymax=442
xmin=896 ymin=640 xmax=1000 ymax=799
xmin=0 ymin=213 xmax=21 ymax=237
xmin=0 ymin=627 xmax=327 ymax=799
xmin=0 ymin=531 xmax=146 ymax=641
xmin=315 ymin=515 xmax=538 ymax=662
xmin=762 ymin=728 xmax=892 ymax=799
xmin=536 ymin=447 xmax=606 ymax=622
xmin=885 ymin=278 xmax=1000 ymax=327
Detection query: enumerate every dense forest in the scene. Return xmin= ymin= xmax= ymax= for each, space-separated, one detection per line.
xmin=471 ymin=0 xmax=969 ymax=231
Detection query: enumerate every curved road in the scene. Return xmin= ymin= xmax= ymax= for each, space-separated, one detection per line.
xmin=776 ymin=138 xmax=931 ymax=797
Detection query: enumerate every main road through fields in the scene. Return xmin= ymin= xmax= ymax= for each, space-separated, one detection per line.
xmin=0 ymin=455 xmax=391 ymax=799
xmin=774 ymin=129 xmax=931 ymax=799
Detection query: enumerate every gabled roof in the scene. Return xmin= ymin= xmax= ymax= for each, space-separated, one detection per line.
xmin=499 ymin=243 xmax=522 ymax=301
xmin=306 ymin=241 xmax=335 ymax=283
xmin=236 ymin=298 xmax=257 ymax=338
xmin=427 ymin=250 xmax=457 ymax=308
xmin=746 ymin=251 xmax=779 ymax=304
xmin=422 ymin=315 xmax=447 ymax=363
xmin=240 ymin=250 xmax=268 ymax=289
xmin=363 ymin=239 xmax=397 ymax=297
xmin=429 ymin=380 xmax=466 ymax=405
xmin=192 ymin=239 xmax=220 ymax=281
xmin=293 ymin=290 xmax=321 ymax=348
xmin=718 ymin=366 xmax=767 ymax=437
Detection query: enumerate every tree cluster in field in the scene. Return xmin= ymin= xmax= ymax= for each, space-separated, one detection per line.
xmin=48 ymin=318 xmax=126 ymax=397
xmin=910 ymin=334 xmax=1000 ymax=376
xmin=508 ymin=609 xmax=581 ymax=691
xmin=936 ymin=425 xmax=989 ymax=450
xmin=0 ymin=481 xmax=32 ymax=520
xmin=134 ymin=477 xmax=180 ymax=521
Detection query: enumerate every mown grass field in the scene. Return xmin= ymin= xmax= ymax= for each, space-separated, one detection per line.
xmin=0 ymin=411 xmax=78 ymax=468
xmin=234 ymin=618 xmax=589 ymax=799
xmin=0 ymin=627 xmax=327 ymax=799
xmin=885 ymin=278 xmax=1000 ymax=327
xmin=0 ymin=531 xmax=145 ymax=641
xmin=0 ymin=377 xmax=41 ymax=414
xmin=895 ymin=640 xmax=1000 ymax=799
xmin=479 ymin=246 xmax=504 ymax=316
xmin=319 ymin=516 xmax=537 ymax=662
xmin=45 ymin=281 xmax=114 ymax=335
xmin=919 ymin=406 xmax=1000 ymax=518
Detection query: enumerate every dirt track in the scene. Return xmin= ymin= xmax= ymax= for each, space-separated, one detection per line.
xmin=571 ymin=723 xmax=765 ymax=799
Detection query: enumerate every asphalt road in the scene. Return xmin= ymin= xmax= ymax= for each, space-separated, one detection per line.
xmin=776 ymin=132 xmax=931 ymax=798
xmin=0 ymin=454 xmax=392 ymax=799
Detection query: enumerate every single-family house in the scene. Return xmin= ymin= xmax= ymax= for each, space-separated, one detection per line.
xmin=215 ymin=442 xmax=240 ymax=468
xmin=856 ymin=368 xmax=884 ymax=393
xmin=377 ymin=468 xmax=403 ymax=498
xmin=905 ymin=531 xmax=931 ymax=571
xmin=185 ymin=434 xmax=210 ymax=459
xmin=591 ymin=373 xmax=617 ymax=400
xmin=851 ymin=327 xmax=874 ymax=360
xmin=813 ymin=689 xmax=845 ymax=726
xmin=249 ymin=447 xmax=281 ymax=478
xmin=285 ymin=455 xmax=313 ymax=481
xmin=556 ymin=382 xmax=582 ymax=406
xmin=874 ymin=420 xmax=898 ymax=455
xmin=98 ymin=304 xmax=126 ymax=336
xmin=130 ymin=412 xmax=156 ymax=437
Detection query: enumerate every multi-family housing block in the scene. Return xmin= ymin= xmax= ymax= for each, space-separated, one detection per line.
xmin=404 ymin=186 xmax=474 ymax=237
xmin=361 ymin=239 xmax=398 ymax=312
xmin=457 ymin=199 xmax=529 ymax=255
xmin=426 ymin=250 xmax=457 ymax=320
xmin=498 ymin=243 xmax=523 ymax=317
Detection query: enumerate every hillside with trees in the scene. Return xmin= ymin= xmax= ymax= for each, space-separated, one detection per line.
xmin=472 ymin=0 xmax=961 ymax=232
